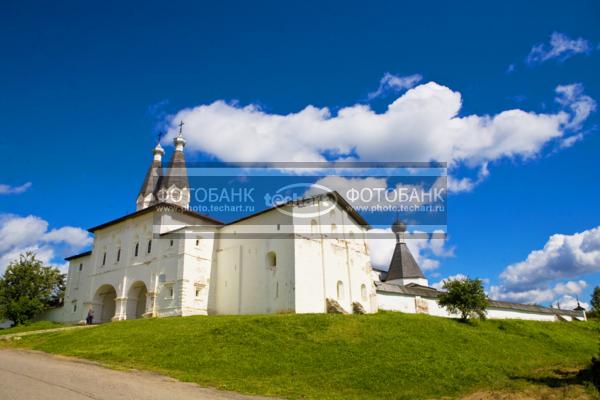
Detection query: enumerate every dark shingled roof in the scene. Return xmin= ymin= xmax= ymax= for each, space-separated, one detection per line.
xmin=137 ymin=158 xmax=163 ymax=199
xmin=162 ymin=150 xmax=189 ymax=190
xmin=384 ymin=242 xmax=425 ymax=281
xmin=375 ymin=281 xmax=581 ymax=317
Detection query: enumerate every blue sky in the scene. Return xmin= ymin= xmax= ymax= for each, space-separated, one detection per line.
xmin=1 ymin=0 xmax=599 ymax=309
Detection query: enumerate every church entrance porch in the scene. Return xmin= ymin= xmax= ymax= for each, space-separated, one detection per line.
xmin=126 ymin=281 xmax=149 ymax=320
xmin=93 ymin=285 xmax=117 ymax=323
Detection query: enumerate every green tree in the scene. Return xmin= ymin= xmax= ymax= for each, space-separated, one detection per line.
xmin=438 ymin=277 xmax=489 ymax=321
xmin=0 ymin=252 xmax=65 ymax=326
xmin=591 ymin=286 xmax=600 ymax=312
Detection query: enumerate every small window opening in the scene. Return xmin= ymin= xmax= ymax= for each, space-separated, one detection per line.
xmin=337 ymin=281 xmax=344 ymax=301
xmin=134 ymin=243 xmax=139 ymax=257
xmin=116 ymin=248 xmax=121 ymax=262
xmin=170 ymin=239 xmax=174 ymax=247
xmin=102 ymin=252 xmax=106 ymax=266
xmin=266 ymin=251 xmax=277 ymax=268
xmin=79 ymin=263 xmax=83 ymax=271
xmin=147 ymin=240 xmax=152 ymax=254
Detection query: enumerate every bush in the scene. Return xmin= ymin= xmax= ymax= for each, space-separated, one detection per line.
xmin=438 ymin=277 xmax=489 ymax=321
xmin=0 ymin=252 xmax=65 ymax=326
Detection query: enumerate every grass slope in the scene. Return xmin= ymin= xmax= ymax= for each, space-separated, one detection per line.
xmin=2 ymin=312 xmax=598 ymax=399
xmin=0 ymin=320 xmax=64 ymax=336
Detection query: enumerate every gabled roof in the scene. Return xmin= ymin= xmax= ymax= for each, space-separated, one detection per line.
xmin=64 ymin=250 xmax=92 ymax=261
xmin=87 ymin=202 xmax=223 ymax=233
xmin=225 ymin=191 xmax=371 ymax=228
xmin=385 ymin=242 xmax=425 ymax=281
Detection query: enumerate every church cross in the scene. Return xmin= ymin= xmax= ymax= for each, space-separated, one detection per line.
xmin=178 ymin=121 xmax=185 ymax=134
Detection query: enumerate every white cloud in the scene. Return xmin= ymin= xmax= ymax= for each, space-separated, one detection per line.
xmin=368 ymin=73 xmax=423 ymax=100
xmin=431 ymin=274 xmax=467 ymax=290
xmin=499 ymin=226 xmax=600 ymax=289
xmin=447 ymin=163 xmax=489 ymax=193
xmin=490 ymin=280 xmax=588 ymax=305
xmin=553 ymin=294 xmax=589 ymax=310
xmin=366 ymin=228 xmax=453 ymax=272
xmin=0 ymin=182 xmax=31 ymax=195
xmin=0 ymin=214 xmax=92 ymax=274
xmin=165 ymin=81 xmax=593 ymax=185
xmin=555 ymin=83 xmax=597 ymax=130
xmin=526 ymin=32 xmax=592 ymax=65
xmin=489 ymin=225 xmax=600 ymax=306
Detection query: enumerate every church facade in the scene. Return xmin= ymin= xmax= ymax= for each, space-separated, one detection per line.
xmin=48 ymin=133 xmax=585 ymax=324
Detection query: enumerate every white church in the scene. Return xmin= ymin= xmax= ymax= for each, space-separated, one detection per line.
xmin=46 ymin=131 xmax=585 ymax=324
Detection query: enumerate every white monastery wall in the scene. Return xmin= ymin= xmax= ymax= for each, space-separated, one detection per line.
xmin=211 ymin=207 xmax=296 ymax=315
xmin=292 ymin=200 xmax=377 ymax=314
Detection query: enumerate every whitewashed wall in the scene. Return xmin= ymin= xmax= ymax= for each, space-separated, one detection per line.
xmin=376 ymin=290 xmax=569 ymax=321
xmin=210 ymin=207 xmax=295 ymax=315
xmin=292 ymin=199 xmax=377 ymax=314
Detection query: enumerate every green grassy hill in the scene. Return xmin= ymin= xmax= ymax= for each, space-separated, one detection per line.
xmin=2 ymin=312 xmax=599 ymax=399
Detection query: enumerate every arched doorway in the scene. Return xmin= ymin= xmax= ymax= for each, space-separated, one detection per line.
xmin=93 ymin=284 xmax=117 ymax=323
xmin=126 ymin=281 xmax=148 ymax=319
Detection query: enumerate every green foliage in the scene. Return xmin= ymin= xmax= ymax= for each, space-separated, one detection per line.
xmin=592 ymin=286 xmax=600 ymax=312
xmin=0 ymin=252 xmax=65 ymax=326
xmin=437 ymin=277 xmax=489 ymax=320
xmin=2 ymin=312 xmax=598 ymax=400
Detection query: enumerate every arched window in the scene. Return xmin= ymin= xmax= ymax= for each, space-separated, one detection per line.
xmin=361 ymin=284 xmax=367 ymax=301
xmin=134 ymin=242 xmax=139 ymax=257
xmin=266 ymin=251 xmax=277 ymax=268
xmin=337 ymin=281 xmax=344 ymax=301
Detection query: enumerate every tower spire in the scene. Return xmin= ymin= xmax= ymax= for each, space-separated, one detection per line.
xmin=160 ymin=121 xmax=190 ymax=208
xmin=385 ymin=218 xmax=428 ymax=286
xmin=136 ymin=136 xmax=165 ymax=211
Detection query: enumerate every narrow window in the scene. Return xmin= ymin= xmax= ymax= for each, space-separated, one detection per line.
xmin=73 ymin=304 xmax=77 ymax=312
xmin=170 ymin=239 xmax=174 ymax=247
xmin=361 ymin=284 xmax=367 ymax=301
xmin=147 ymin=240 xmax=152 ymax=253
xmin=195 ymin=288 xmax=201 ymax=297
xmin=134 ymin=243 xmax=139 ymax=257
xmin=116 ymin=248 xmax=121 ymax=262
xmin=102 ymin=252 xmax=106 ymax=266
xmin=195 ymin=239 xmax=200 ymax=246
xmin=331 ymin=223 xmax=337 ymax=233
xmin=168 ymin=287 xmax=174 ymax=298
xmin=266 ymin=251 xmax=277 ymax=268
xmin=276 ymin=224 xmax=281 ymax=231
xmin=79 ymin=263 xmax=83 ymax=271
xmin=337 ymin=281 xmax=344 ymax=301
